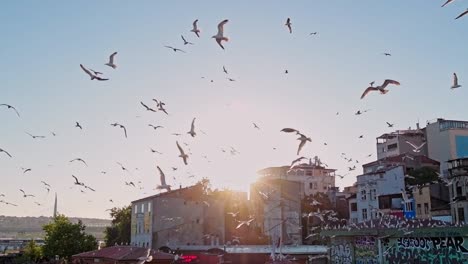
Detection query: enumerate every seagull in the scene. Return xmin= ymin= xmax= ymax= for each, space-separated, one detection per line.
xmin=191 ymin=19 xmax=201 ymax=38
xmin=72 ymin=175 xmax=84 ymax=186
xmin=70 ymin=158 xmax=88 ymax=166
xmin=22 ymin=168 xmax=32 ymax=174
xmin=41 ymin=181 xmax=51 ymax=187
xmin=79 ymin=64 xmax=109 ymax=81
xmin=35 ymin=202 xmax=42 ymax=206
xmin=442 ymin=0 xmax=455 ymax=7
xmin=19 ymin=189 xmax=35 ymax=198
xmin=164 ymin=46 xmax=186 ymax=53
xmin=297 ymin=133 xmax=312 ymax=155
xmin=227 ymin=78 xmax=236 ymax=82
xmin=455 ymin=9 xmax=468 ymax=19
xmin=212 ymin=19 xmax=229 ymax=50
xmin=285 ymin=18 xmax=292 ymax=33
xmin=89 ymin=69 xmax=103 ymax=76
xmin=150 ymin=148 xmax=163 ymax=154
xmin=116 ymin=162 xmax=129 ymax=172
xmin=181 ymin=35 xmax=193 ymax=45
xmin=0 ymin=148 xmax=12 ymax=158
xmin=281 ymin=128 xmax=299 ymax=134
xmin=125 ymin=181 xmax=136 ymax=187
xmin=187 ymin=118 xmax=196 ymax=137
xmin=227 ymin=211 xmax=240 ymax=218
xmin=176 ymin=141 xmax=189 ymax=165
xmin=386 ymin=122 xmax=394 ymax=128
xmin=111 ymin=123 xmax=127 ymax=138
xmin=156 ymin=166 xmax=171 ymax=192
xmin=140 ymin=101 xmax=157 ymax=112
xmin=25 ymin=132 xmax=45 ymax=139
xmin=105 ymin=52 xmax=118 ymax=69
xmin=405 ymin=141 xmax=427 ymax=153
xmin=223 ymin=66 xmax=228 ymax=74
xmin=75 ymin=122 xmax=82 ymax=130
xmin=236 ymin=218 xmax=255 ymax=229
xmin=383 ymin=53 xmax=391 ymax=56
xmin=285 ymin=69 xmax=289 ymax=74
xmin=360 ymin=79 xmax=400 ymax=99
xmin=148 ymin=124 xmax=163 ymax=130
xmin=290 ymin=156 xmax=307 ymax=168
xmin=253 ymin=123 xmax=260 ymax=129
xmin=309 ymin=32 xmax=318 ymax=35
xmin=0 ymin=104 xmax=20 ymax=117
xmin=137 ymin=249 xmax=153 ymax=264
xmin=451 ymin=73 xmax=461 ymax=89
xmin=359 ymin=135 xmax=364 ymax=139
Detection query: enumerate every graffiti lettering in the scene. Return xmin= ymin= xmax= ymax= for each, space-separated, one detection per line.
xmin=331 ymin=241 xmax=353 ymax=264
xmin=396 ymin=237 xmax=468 ymax=253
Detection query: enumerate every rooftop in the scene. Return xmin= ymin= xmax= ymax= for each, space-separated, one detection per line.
xmin=363 ymin=154 xmax=440 ymax=168
xmin=377 ymin=129 xmax=424 ymax=140
xmin=72 ymin=246 xmax=174 ymax=261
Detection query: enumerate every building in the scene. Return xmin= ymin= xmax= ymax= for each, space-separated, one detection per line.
xmin=131 ymin=183 xmax=246 ymax=249
xmin=355 ymin=166 xmax=409 ymax=223
xmin=425 ymin=118 xmax=468 ymax=175
xmin=343 ymin=184 xmax=358 ymax=198
xmin=256 ymin=157 xmax=336 ymax=197
xmin=72 ymin=246 xmax=175 ymax=264
xmin=250 ymin=178 xmax=302 ymax=246
xmin=348 ymin=194 xmax=358 ymax=224
xmin=412 ymin=184 xmax=450 ymax=221
xmin=376 ymin=128 xmax=427 ymax=160
xmin=447 ymin=158 xmax=468 ymax=223
xmin=362 ymin=153 xmax=439 ymax=174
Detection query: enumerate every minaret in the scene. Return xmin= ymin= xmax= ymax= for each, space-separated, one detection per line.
xmin=53 ymin=193 xmax=57 ymax=218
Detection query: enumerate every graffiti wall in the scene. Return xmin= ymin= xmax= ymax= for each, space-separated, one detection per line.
xmin=383 ymin=236 xmax=468 ymax=264
xmin=354 ymin=236 xmax=378 ymax=264
xmin=330 ymin=239 xmax=354 ymax=264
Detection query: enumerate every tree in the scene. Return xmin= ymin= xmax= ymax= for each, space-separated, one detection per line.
xmin=23 ymin=239 xmax=43 ymax=262
xmin=405 ymin=166 xmax=439 ymax=186
xmin=104 ymin=206 xmax=131 ymax=246
xmin=42 ymin=214 xmax=97 ymax=260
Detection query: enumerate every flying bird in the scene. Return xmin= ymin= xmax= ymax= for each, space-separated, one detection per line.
xmin=125 ymin=181 xmax=136 ymax=187
xmin=150 ymin=148 xmax=163 ymax=154
xmin=297 ymin=133 xmax=312 ymax=155
xmin=181 ymin=35 xmax=193 ymax=45
xmin=360 ymin=79 xmax=400 ymax=99
xmin=116 ymin=162 xmax=129 ymax=172
xmin=72 ymin=175 xmax=84 ymax=186
xmin=223 ymin=66 xmax=228 ymax=74
xmin=227 ymin=78 xmax=236 ymax=82
xmin=156 ymin=166 xmax=171 ymax=192
xmin=383 ymin=53 xmax=391 ymax=56
xmin=405 ymin=141 xmax=427 ymax=153
xmin=310 ymin=32 xmax=318 ymax=35
xmin=290 ymin=156 xmax=307 ymax=168
xmin=451 ymin=73 xmax=461 ymax=89
xmin=140 ymin=101 xmax=157 ymax=112
xmin=80 ymin=64 xmax=109 ymax=81
xmin=253 ymin=123 xmax=260 ymax=130
xmin=70 ymin=158 xmax=88 ymax=166
xmin=105 ymin=52 xmax=118 ymax=69
xmin=164 ymin=46 xmax=186 ymax=53
xmin=187 ymin=118 xmax=196 ymax=137
xmin=386 ymin=122 xmax=394 ymax=128
xmin=41 ymin=181 xmax=51 ymax=187
xmin=0 ymin=104 xmax=20 ymax=117
xmin=148 ymin=124 xmax=164 ymax=130
xmin=455 ymin=9 xmax=468 ymax=19
xmin=236 ymin=218 xmax=255 ymax=229
xmin=441 ymin=0 xmax=455 ymax=7
xmin=285 ymin=18 xmax=292 ymax=33
xmin=89 ymin=69 xmax=103 ymax=75
xmin=0 ymin=148 xmax=12 ymax=158
xmin=19 ymin=189 xmax=35 ymax=198
xmin=137 ymin=248 xmax=153 ymax=264
xmin=22 ymin=168 xmax=32 ymax=174
xmin=176 ymin=141 xmax=189 ymax=165
xmin=191 ymin=19 xmax=201 ymax=37
xmin=25 ymin=132 xmax=45 ymax=139
xmin=281 ymin=128 xmax=299 ymax=133
xmin=213 ymin=19 xmax=229 ymax=50
xmin=111 ymin=123 xmax=127 ymax=138
xmin=75 ymin=122 xmax=82 ymax=130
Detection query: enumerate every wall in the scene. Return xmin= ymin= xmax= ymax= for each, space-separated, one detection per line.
xmin=354 ymin=236 xmax=378 ymax=264
xmin=426 ymin=122 xmax=453 ymax=175
xmin=131 ymin=200 xmax=153 ymax=247
xmin=382 ymin=236 xmax=468 ymax=264
xmin=330 ymin=238 xmax=354 ymax=264
xmin=455 ymin=135 xmax=468 ymax=158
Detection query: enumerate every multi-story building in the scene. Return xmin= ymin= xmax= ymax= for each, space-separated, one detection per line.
xmin=376 ymin=128 xmax=427 ymax=160
xmin=447 ymin=158 xmax=468 ymax=223
xmin=131 ymin=183 xmax=247 ymax=249
xmin=348 ymin=194 xmax=358 ymax=224
xmin=355 ymin=166 xmax=408 ymax=223
xmin=363 ymin=153 xmax=439 ymax=174
xmin=412 ymin=184 xmax=450 ymax=221
xmin=425 ymin=118 xmax=468 ymax=175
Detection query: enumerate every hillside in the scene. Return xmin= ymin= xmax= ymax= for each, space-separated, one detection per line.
xmin=0 ymin=215 xmax=111 ymax=240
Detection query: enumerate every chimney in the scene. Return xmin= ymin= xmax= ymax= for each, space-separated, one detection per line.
xmin=416 ymin=122 xmax=420 ymax=130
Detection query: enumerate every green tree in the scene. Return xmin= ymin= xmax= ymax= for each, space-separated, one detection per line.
xmin=22 ymin=239 xmax=43 ymax=263
xmin=104 ymin=206 xmax=131 ymax=247
xmin=42 ymin=214 xmax=97 ymax=260
xmin=405 ymin=166 xmax=439 ymax=186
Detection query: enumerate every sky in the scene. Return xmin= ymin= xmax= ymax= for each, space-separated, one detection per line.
xmin=0 ymin=1 xmax=467 ymax=219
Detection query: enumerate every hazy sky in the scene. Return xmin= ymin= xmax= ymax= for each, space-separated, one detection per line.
xmin=1 ymin=1 xmax=467 ymax=219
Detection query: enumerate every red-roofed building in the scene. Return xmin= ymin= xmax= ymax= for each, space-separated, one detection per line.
xmin=72 ymin=246 xmax=174 ymax=264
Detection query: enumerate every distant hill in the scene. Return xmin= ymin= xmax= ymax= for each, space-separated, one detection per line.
xmin=0 ymin=215 xmax=111 ymax=240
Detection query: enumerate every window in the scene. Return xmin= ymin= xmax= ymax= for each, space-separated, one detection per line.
xmin=387 ymin=143 xmax=398 ymax=150
xmin=370 ymin=189 xmax=377 ymax=200
xmin=424 ymin=203 xmax=429 ymax=215
xmin=362 ymin=209 xmax=368 ymax=220
xmin=134 ymin=205 xmax=138 ymax=214
xmin=417 ymin=204 xmax=421 ymax=215
xmin=456 ymin=183 xmax=463 ymax=197
xmin=361 ymin=190 xmax=367 ymax=200
xmin=458 ymin=208 xmax=465 ymax=223
xmin=313 ymin=182 xmax=318 ymax=190
xmin=306 ymin=171 xmax=313 ymax=176
xmin=419 ymin=188 xmax=423 ymax=195
xmin=351 ymin=203 xmax=357 ymax=212
xmin=140 ymin=203 xmax=144 ymax=213
xmin=309 ymin=182 xmax=313 ymax=189
xmin=148 ymin=202 xmax=151 ymax=212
